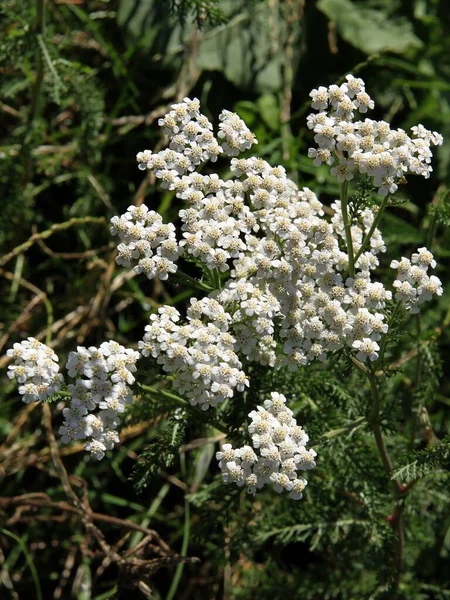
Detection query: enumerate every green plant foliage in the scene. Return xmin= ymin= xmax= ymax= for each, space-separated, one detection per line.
xmin=317 ymin=0 xmax=423 ymax=55
xmin=393 ymin=437 xmax=450 ymax=482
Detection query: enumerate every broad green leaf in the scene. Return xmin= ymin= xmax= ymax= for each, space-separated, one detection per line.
xmin=257 ymin=94 xmax=280 ymax=131
xmin=317 ymin=0 xmax=423 ymax=55
xmin=117 ymin=0 xmax=302 ymax=93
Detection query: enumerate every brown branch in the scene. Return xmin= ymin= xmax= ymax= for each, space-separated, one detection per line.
xmin=0 ymin=217 xmax=106 ymax=268
xmin=42 ymin=403 xmax=123 ymax=563
xmin=34 ymin=232 xmax=113 ymax=260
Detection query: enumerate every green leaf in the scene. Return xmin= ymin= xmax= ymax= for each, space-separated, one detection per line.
xmin=257 ymin=94 xmax=280 ymax=131
xmin=118 ymin=0 xmax=302 ymax=93
xmin=317 ymin=0 xmax=423 ymax=55
xmin=392 ymin=437 xmax=450 ymax=483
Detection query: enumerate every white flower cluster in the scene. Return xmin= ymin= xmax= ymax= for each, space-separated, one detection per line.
xmin=138 ymin=301 xmax=249 ymax=410
xmin=217 ymin=393 xmax=316 ymax=499
xmin=391 ymin=247 xmax=443 ymax=314
xmin=110 ymin=81 xmax=442 ymax=408
xmin=110 ymin=205 xmax=179 ymax=280
xmin=114 ymin=86 xmax=436 ymax=407
xmin=136 ymin=95 xmax=257 ymax=180
xmin=218 ymin=110 xmax=258 ymax=156
xmin=59 ymin=341 xmax=140 ymax=460
xmin=7 ymin=337 xmax=63 ymax=403
xmin=308 ymin=74 xmax=443 ymax=195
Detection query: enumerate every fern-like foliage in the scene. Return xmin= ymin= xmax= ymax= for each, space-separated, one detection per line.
xmin=392 ymin=437 xmax=450 ymax=483
xmin=428 ymin=189 xmax=450 ymax=227
xmin=132 ymin=411 xmax=187 ymax=492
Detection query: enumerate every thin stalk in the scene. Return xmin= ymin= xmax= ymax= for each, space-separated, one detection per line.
xmin=172 ymin=269 xmax=213 ymax=293
xmin=367 ymin=370 xmax=399 ymax=494
xmin=0 ymin=216 xmax=106 ymax=268
xmin=426 ymin=209 xmax=438 ymax=249
xmin=353 ymin=194 xmax=389 ymax=263
xmin=426 ymin=187 xmax=449 ymax=248
xmin=309 ymin=416 xmax=367 ymax=448
xmin=340 ymin=181 xmax=355 ymax=278
xmin=137 ymin=383 xmax=232 ymax=436
xmin=0 ymin=529 xmax=43 ymax=600
xmin=213 ymin=268 xmax=222 ymax=290
xmin=414 ymin=314 xmax=422 ymax=389
xmin=137 ymin=383 xmax=190 ymax=410
xmin=409 ymin=314 xmax=423 ymax=450
xmin=166 ymin=453 xmax=190 ymax=600
xmin=361 ymin=365 xmax=405 ymax=594
xmin=393 ymin=506 xmax=405 ymax=593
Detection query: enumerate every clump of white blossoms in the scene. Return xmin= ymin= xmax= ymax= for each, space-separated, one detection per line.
xmin=6 ymin=76 xmax=443 ymax=488
xmin=391 ymin=247 xmax=443 ymax=314
xmin=7 ymin=338 xmax=63 ymax=403
xmin=138 ymin=301 xmax=248 ymax=410
xmin=217 ymin=393 xmax=316 ymax=499
xmin=124 ymin=82 xmax=440 ymax=391
xmin=110 ymin=205 xmax=179 ymax=280
xmin=308 ymin=74 xmax=443 ymax=196
xmin=59 ymin=341 xmax=140 ymax=460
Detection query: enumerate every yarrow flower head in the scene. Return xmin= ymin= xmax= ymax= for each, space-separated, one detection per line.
xmin=307 ymin=74 xmax=443 ymax=195
xmin=138 ymin=301 xmax=248 ymax=411
xmin=391 ymin=247 xmax=442 ymax=314
xmin=7 ymin=338 xmax=63 ymax=403
xmin=59 ymin=341 xmax=140 ymax=460
xmin=109 ymin=86 xmax=443 ymax=420
xmin=217 ymin=393 xmax=316 ymax=500
xmin=110 ymin=205 xmax=180 ymax=280
xmin=7 ymin=77 xmax=439 ymax=469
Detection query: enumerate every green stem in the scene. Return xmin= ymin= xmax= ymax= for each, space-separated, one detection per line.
xmin=426 ymin=209 xmax=439 ymax=249
xmin=172 ymin=269 xmax=213 ymax=293
xmin=409 ymin=314 xmax=423 ymax=450
xmin=414 ymin=314 xmax=422 ymax=389
xmin=340 ymin=181 xmax=355 ymax=278
xmin=166 ymin=453 xmax=190 ymax=600
xmin=309 ymin=416 xmax=367 ymax=448
xmin=213 ymin=268 xmax=222 ymax=290
xmin=138 ymin=383 xmax=189 ymax=409
xmin=353 ymin=194 xmax=389 ymax=264
xmin=366 ymin=369 xmax=399 ymax=493
xmin=361 ymin=365 xmax=405 ymax=593
xmin=137 ymin=383 xmax=232 ymax=436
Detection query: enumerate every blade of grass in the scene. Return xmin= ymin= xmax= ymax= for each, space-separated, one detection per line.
xmin=1 ymin=529 xmax=43 ymax=600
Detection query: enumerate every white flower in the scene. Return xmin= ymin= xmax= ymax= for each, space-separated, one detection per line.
xmin=306 ymin=75 xmax=442 ymax=196
xmin=352 ymin=338 xmax=380 ymax=362
xmin=217 ymin=394 xmax=315 ymax=500
xmin=309 ymin=86 xmax=329 ymax=110
xmin=289 ymin=478 xmax=307 ymax=500
xmin=7 ymin=338 xmax=63 ymax=403
xmin=411 ymin=247 xmax=436 ymax=269
xmin=330 ymin=158 xmax=355 ymax=183
xmin=57 ymin=342 xmax=139 ymax=459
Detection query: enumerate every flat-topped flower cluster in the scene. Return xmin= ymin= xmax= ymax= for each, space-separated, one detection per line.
xmin=6 ymin=76 xmax=444 ymax=493
xmin=138 ymin=301 xmax=248 ymax=411
xmin=58 ymin=341 xmax=140 ymax=459
xmin=116 ymin=86 xmax=442 ymax=415
xmin=308 ymin=74 xmax=443 ymax=196
xmin=391 ymin=247 xmax=443 ymax=314
xmin=217 ymin=393 xmax=316 ymax=499
xmin=7 ymin=338 xmax=63 ymax=403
